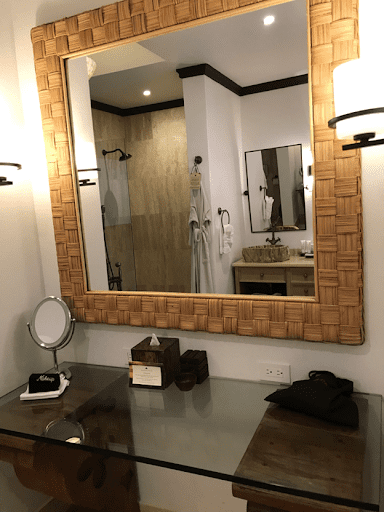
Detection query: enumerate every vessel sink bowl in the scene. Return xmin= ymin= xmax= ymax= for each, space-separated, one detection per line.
xmin=242 ymin=245 xmax=290 ymax=263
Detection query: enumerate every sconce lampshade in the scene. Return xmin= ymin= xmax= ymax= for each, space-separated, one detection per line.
xmin=329 ymin=59 xmax=384 ymax=149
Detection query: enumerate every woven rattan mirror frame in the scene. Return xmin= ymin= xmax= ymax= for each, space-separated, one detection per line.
xmin=31 ymin=0 xmax=363 ymax=344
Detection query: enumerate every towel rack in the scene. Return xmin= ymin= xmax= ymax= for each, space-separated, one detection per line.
xmin=259 ymin=185 xmax=267 ymax=198
xmin=218 ymin=207 xmax=230 ymax=231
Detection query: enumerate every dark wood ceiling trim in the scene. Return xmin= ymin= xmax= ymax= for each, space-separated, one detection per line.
xmin=123 ymin=99 xmax=184 ymax=116
xmin=176 ymin=63 xmax=207 ymax=79
xmin=241 ymin=74 xmax=308 ymax=96
xmin=177 ymin=64 xmax=242 ymax=96
xmin=176 ymin=64 xmax=308 ymax=97
xmin=91 ymin=98 xmax=184 ymax=117
xmin=91 ymin=69 xmax=308 ymax=117
xmin=91 ymin=100 xmax=125 ymax=116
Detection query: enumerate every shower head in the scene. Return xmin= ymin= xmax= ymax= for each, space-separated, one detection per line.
xmin=119 ymin=151 xmax=132 ymax=161
xmin=102 ymin=148 xmax=132 ymax=161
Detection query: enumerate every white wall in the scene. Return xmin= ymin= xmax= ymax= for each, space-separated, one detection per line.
xmin=183 ymin=75 xmax=245 ymax=294
xmin=67 ymin=57 xmax=109 ymax=291
xmin=182 ymin=75 xmax=213 ymax=293
xmin=1 ymin=0 xmax=383 ymax=511
xmin=0 ymin=1 xmax=78 ymax=510
xmin=204 ymin=77 xmax=245 ymax=294
xmin=241 ymin=84 xmax=313 ymax=249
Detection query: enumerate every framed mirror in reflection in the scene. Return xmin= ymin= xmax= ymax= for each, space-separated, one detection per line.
xmin=245 ymin=144 xmax=311 ymax=233
xmin=66 ymin=0 xmax=312 ymax=297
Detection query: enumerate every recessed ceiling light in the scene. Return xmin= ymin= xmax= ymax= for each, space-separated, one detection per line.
xmin=143 ymin=90 xmax=151 ymax=96
xmin=263 ymin=15 xmax=275 ymax=26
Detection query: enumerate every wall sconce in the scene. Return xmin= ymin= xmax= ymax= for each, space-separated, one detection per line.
xmin=78 ymin=168 xmax=100 ymax=187
xmin=328 ymin=59 xmax=384 ymax=150
xmin=0 ymin=162 xmax=22 ymax=186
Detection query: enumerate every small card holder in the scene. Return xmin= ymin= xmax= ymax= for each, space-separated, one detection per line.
xmin=28 ymin=374 xmax=60 ymax=394
xmin=129 ymin=361 xmax=165 ymax=389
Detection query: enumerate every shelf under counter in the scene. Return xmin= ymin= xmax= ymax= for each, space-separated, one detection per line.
xmin=233 ymin=256 xmax=315 ymax=296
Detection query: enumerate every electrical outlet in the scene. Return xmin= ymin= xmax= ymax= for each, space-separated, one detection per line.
xmin=259 ymin=363 xmax=291 ymax=384
xmin=123 ymin=348 xmax=132 ymax=367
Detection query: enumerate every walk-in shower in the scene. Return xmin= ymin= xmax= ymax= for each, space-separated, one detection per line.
xmin=100 ymin=147 xmax=136 ymax=291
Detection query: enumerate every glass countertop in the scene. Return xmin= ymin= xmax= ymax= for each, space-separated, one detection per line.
xmin=0 ymin=362 xmax=381 ymax=511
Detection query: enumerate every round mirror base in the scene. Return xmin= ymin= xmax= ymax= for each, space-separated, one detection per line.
xmin=58 ymin=366 xmax=72 ymax=380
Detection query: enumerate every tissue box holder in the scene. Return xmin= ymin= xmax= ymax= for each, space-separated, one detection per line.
xmin=130 ymin=337 xmax=180 ymax=389
xmin=180 ymin=350 xmax=209 ymax=384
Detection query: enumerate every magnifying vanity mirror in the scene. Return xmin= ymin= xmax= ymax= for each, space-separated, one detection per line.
xmin=31 ymin=0 xmax=363 ymax=344
xmin=28 ymin=297 xmax=76 ymax=379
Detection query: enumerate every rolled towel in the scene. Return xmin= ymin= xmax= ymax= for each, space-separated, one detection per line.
xmin=220 ymin=224 xmax=234 ymax=254
xmin=263 ymin=196 xmax=274 ymax=221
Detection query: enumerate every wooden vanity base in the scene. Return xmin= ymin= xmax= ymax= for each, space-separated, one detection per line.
xmin=233 ymin=403 xmax=365 ymax=512
xmin=247 ymin=503 xmax=284 ymax=512
xmin=0 ymin=366 xmax=140 ymax=512
xmin=233 ymin=257 xmax=315 ymax=296
xmin=39 ymin=499 xmax=106 ymax=512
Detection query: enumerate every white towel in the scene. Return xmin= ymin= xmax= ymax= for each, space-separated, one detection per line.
xmin=20 ymin=374 xmax=70 ymax=401
xmin=220 ymin=224 xmax=234 ymax=254
xmin=263 ymin=196 xmax=274 ymax=221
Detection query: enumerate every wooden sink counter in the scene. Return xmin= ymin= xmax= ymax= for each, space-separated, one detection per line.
xmin=233 ymin=257 xmax=315 ymax=296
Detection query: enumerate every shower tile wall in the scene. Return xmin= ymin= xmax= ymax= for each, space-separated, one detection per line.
xmin=125 ymin=107 xmax=190 ymax=292
xmin=92 ymin=107 xmax=191 ymax=293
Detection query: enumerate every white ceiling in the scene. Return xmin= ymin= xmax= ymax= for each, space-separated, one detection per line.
xmin=86 ymin=0 xmax=307 ymax=110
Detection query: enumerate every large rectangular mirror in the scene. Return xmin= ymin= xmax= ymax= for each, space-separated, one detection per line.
xmin=31 ymin=0 xmax=363 ymax=344
xmin=66 ymin=0 xmax=313 ymax=297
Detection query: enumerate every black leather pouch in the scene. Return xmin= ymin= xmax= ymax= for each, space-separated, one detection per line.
xmin=29 ymin=373 xmax=60 ymax=394
xmin=265 ymin=370 xmax=359 ymax=427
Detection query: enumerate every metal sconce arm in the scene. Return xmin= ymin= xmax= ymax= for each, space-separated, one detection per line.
xmin=328 ymin=107 xmax=384 ymax=150
xmin=0 ymin=162 xmax=22 ymax=186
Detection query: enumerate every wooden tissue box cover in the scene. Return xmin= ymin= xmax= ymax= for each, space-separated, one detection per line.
xmin=180 ymin=350 xmax=209 ymax=384
xmin=131 ymin=337 xmax=180 ymax=389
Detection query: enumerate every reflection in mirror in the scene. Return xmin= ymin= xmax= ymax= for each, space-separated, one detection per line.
xmin=245 ymin=144 xmax=307 ymax=233
xmin=34 ymin=300 xmax=67 ymax=345
xmin=66 ymin=0 xmax=313 ymax=297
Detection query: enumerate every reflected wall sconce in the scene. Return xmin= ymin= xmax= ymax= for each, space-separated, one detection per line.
xmin=305 ymin=165 xmax=313 ymax=191
xmin=328 ymin=59 xmax=384 ymax=150
xmin=78 ymin=167 xmax=100 ymax=187
xmin=0 ymin=162 xmax=22 ymax=186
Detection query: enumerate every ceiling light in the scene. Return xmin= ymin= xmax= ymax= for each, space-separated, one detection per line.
xmin=143 ymin=90 xmax=151 ymax=96
xmin=263 ymin=15 xmax=275 ymax=26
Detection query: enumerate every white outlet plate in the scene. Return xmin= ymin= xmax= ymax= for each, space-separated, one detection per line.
xmin=123 ymin=348 xmax=132 ymax=367
xmin=259 ymin=363 xmax=291 ymax=384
